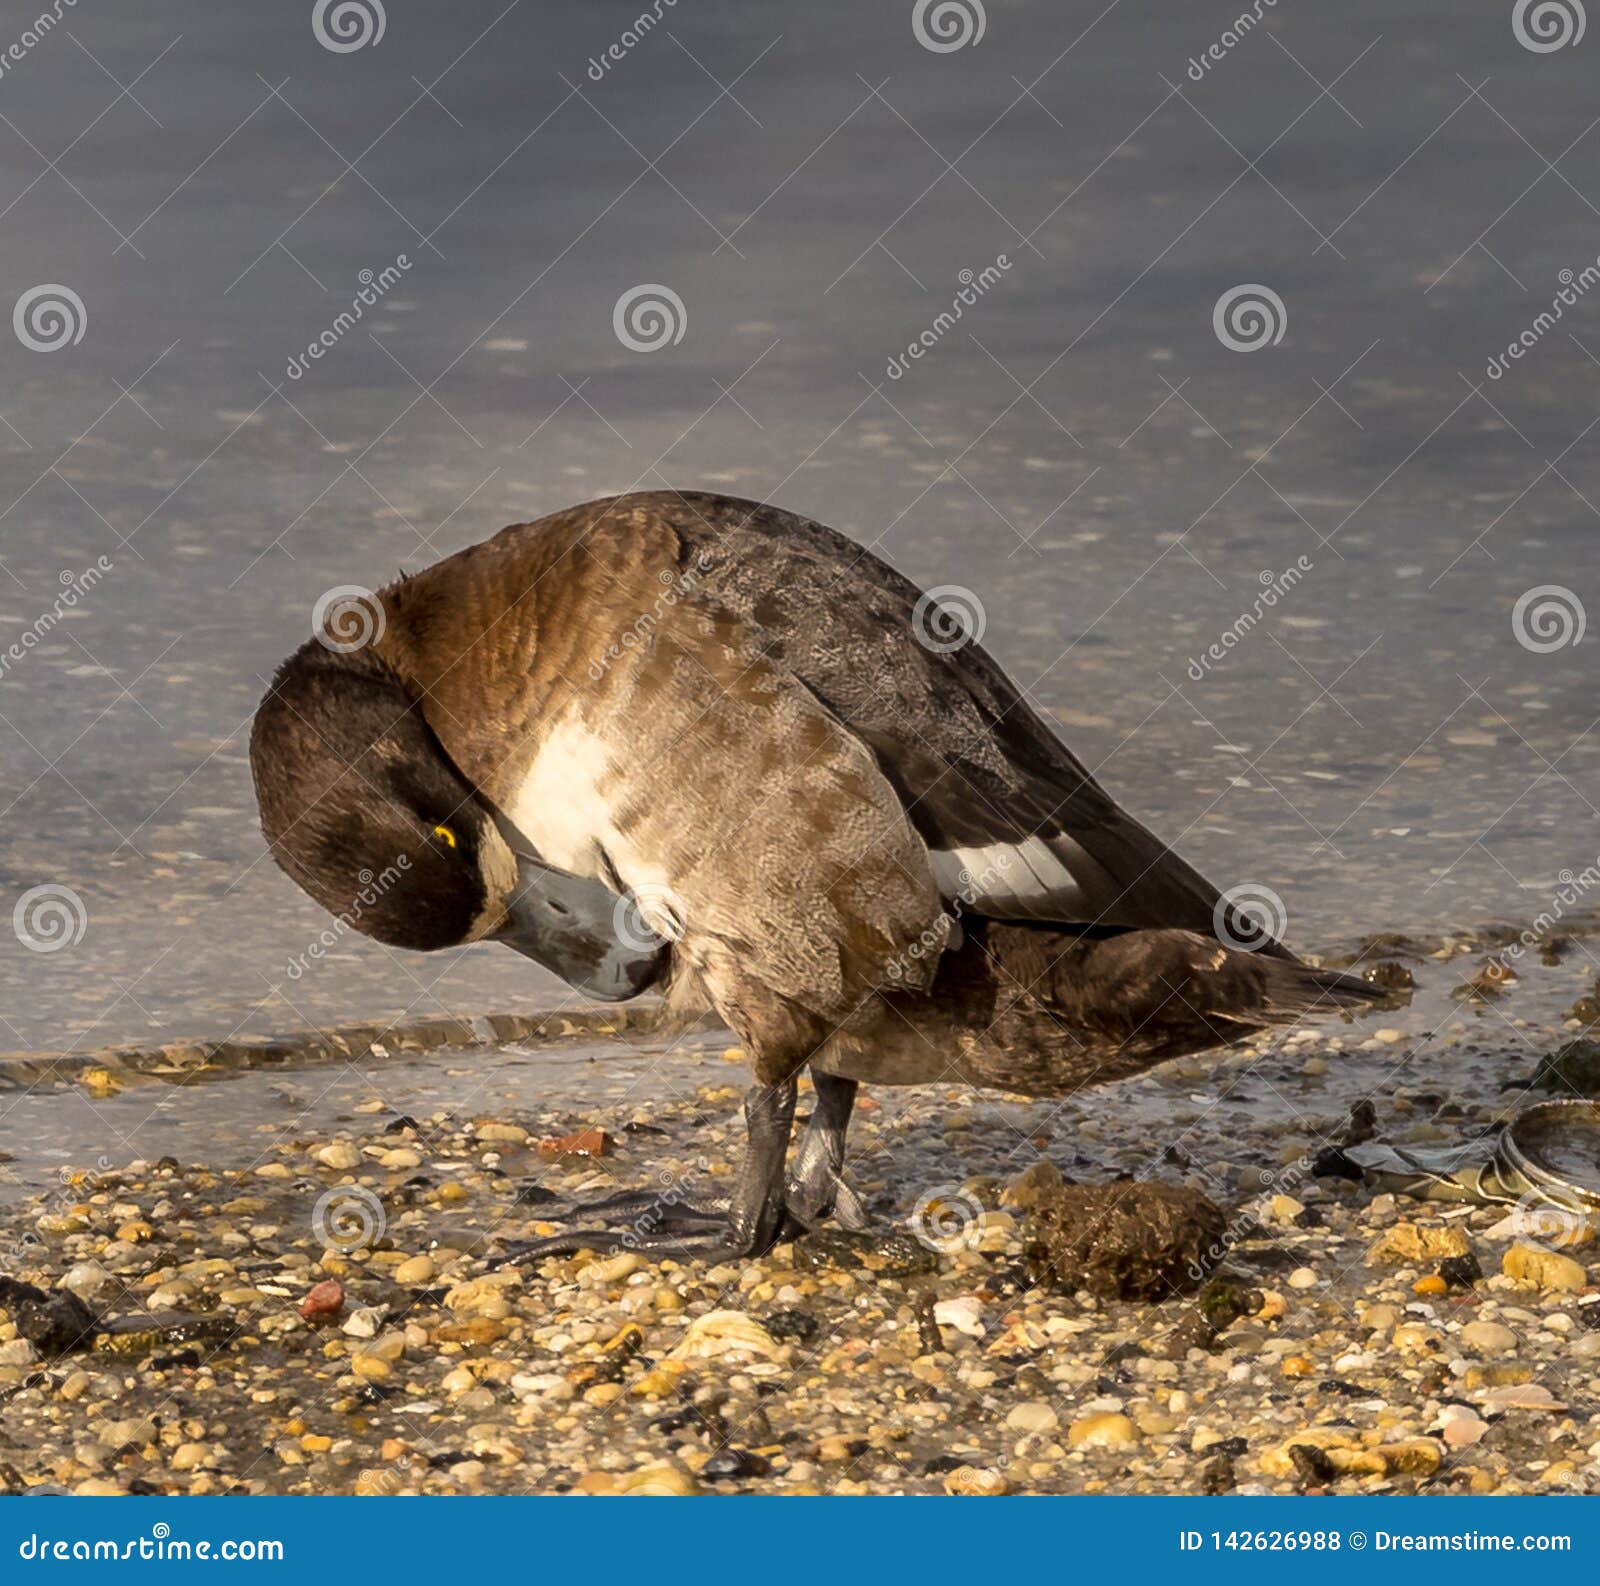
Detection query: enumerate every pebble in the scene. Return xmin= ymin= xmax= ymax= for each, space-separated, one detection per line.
xmin=1502 ymin=1244 xmax=1587 ymax=1293
xmin=1066 ymin=1413 xmax=1140 ymax=1450
xmin=314 ymin=1143 xmax=362 ymax=1170
xmin=298 ymin=1280 xmax=344 ymax=1321
xmin=1005 ymin=1400 xmax=1059 ymax=1434
xmin=1460 ymin=1320 xmax=1519 ymax=1356
xmin=670 ymin=1311 xmax=785 ymax=1362
xmin=934 ymin=1296 xmax=986 ymax=1339
xmin=393 ymin=1256 xmax=435 ymax=1285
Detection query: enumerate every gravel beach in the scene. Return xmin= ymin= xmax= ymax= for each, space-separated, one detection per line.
xmin=3 ymin=929 xmax=1599 ymax=1497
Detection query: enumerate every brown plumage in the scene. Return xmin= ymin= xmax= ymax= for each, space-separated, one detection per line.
xmin=251 ymin=490 xmax=1381 ymax=1260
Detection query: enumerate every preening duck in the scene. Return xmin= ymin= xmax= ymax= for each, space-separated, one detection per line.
xmin=251 ymin=490 xmax=1380 ymax=1261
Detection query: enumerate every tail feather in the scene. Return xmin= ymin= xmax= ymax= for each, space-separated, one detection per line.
xmin=1246 ymin=956 xmax=1387 ymax=1024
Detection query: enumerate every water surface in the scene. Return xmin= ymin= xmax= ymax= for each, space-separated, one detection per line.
xmin=1 ymin=0 xmax=1597 ymax=1057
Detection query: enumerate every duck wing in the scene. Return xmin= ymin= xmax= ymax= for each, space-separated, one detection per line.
xmin=649 ymin=491 xmax=1276 ymax=950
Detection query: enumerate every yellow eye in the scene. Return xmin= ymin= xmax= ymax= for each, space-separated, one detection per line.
xmin=432 ymin=825 xmax=458 ymax=849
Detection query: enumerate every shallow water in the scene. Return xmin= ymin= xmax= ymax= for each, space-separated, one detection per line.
xmin=1 ymin=2 xmax=1598 ymax=1059
xmin=4 ymin=947 xmax=1591 ymax=1224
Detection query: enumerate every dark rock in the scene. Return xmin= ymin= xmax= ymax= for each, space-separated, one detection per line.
xmin=1341 ymin=1099 xmax=1379 ymax=1147
xmin=1023 ymin=1180 xmax=1227 ymax=1301
xmin=1288 ymin=1442 xmax=1336 ymax=1487
xmin=1534 ymin=1039 xmax=1600 ymax=1097
xmin=1311 ymin=1146 xmax=1363 ymax=1182
xmin=0 ymin=1278 xmax=99 ymax=1356
xmin=1438 ymin=1251 xmax=1483 ymax=1289
xmin=1198 ymin=1455 xmax=1236 ymax=1494
xmin=793 ymin=1228 xmax=937 ymax=1278
xmin=764 ymin=1308 xmax=820 ymax=1342
xmin=700 ymin=1448 xmax=771 ymax=1481
xmin=1363 ymin=961 xmax=1415 ymax=994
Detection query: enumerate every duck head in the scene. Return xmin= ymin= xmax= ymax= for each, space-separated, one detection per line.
xmin=249 ymin=642 xmax=668 ymax=1002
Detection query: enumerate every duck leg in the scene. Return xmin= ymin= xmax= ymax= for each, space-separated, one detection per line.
xmin=788 ymin=1071 xmax=867 ymax=1230
xmin=490 ymin=1078 xmax=799 ymax=1266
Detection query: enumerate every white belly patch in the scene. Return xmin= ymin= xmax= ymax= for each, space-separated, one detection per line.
xmin=503 ymin=714 xmax=614 ymax=877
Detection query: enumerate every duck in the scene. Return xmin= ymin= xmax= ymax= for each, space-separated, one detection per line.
xmin=250 ymin=489 xmax=1381 ymax=1262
